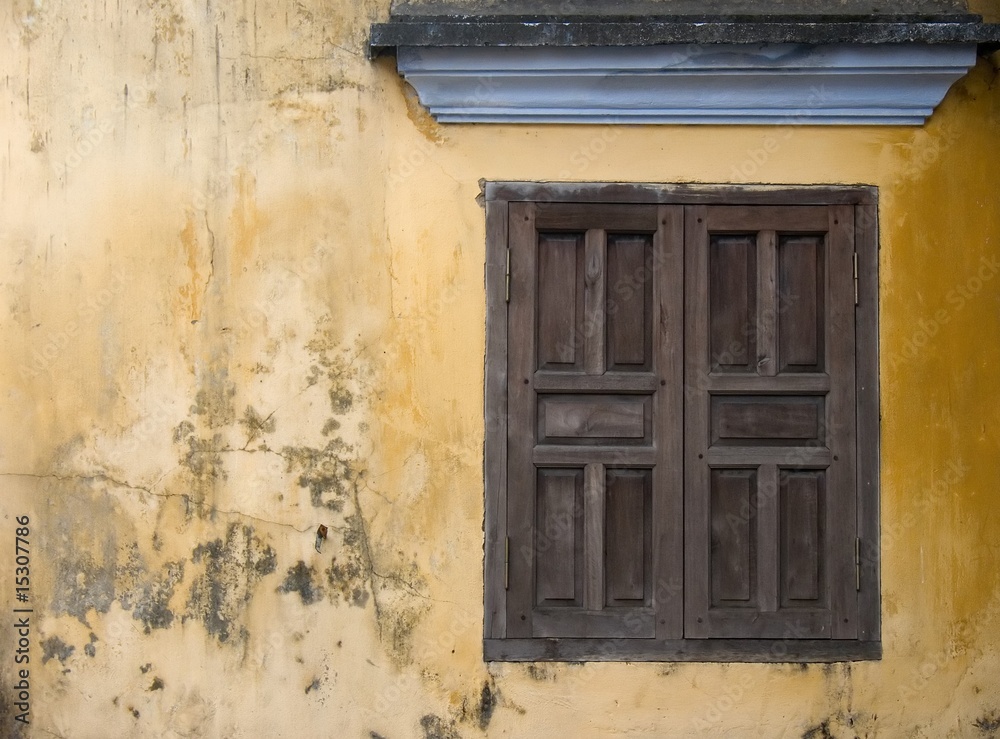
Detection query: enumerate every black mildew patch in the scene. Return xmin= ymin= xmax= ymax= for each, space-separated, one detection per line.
xmin=118 ymin=545 xmax=185 ymax=634
xmin=477 ymin=681 xmax=497 ymax=730
xmin=420 ymin=714 xmax=462 ymax=739
xmin=240 ymin=405 xmax=276 ymax=446
xmin=47 ymin=491 xmax=119 ymax=624
xmin=186 ymin=523 xmax=277 ymax=644
xmin=325 ymin=513 xmax=370 ymax=607
xmin=278 ymin=561 xmax=325 ymax=605
xmin=174 ymin=424 xmax=227 ymax=487
xmin=188 ymin=370 xmax=237 ymax=428
xmin=802 ymin=720 xmax=833 ymax=739
xmin=281 ymin=437 xmax=356 ymax=511
xmin=975 ymin=711 xmax=1000 ymax=736
xmin=40 ymin=636 xmax=75 ymax=665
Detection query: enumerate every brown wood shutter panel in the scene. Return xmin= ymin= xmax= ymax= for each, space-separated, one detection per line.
xmin=506 ymin=201 xmax=684 ymax=640
xmin=683 ymin=204 xmax=859 ymax=639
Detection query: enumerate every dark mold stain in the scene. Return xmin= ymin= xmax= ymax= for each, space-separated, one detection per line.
xmin=84 ymin=633 xmax=98 ymax=657
xmin=305 ymin=677 xmax=321 ymax=694
xmin=325 ymin=514 xmax=371 ymax=607
xmin=328 ymin=386 xmax=353 ymax=413
xmin=477 ymin=681 xmax=497 ymax=730
xmin=186 ymin=523 xmax=277 ymax=644
xmin=526 ymin=664 xmax=556 ymax=681
xmin=420 ymin=714 xmax=462 ymax=739
xmin=175 ymin=425 xmax=228 ymax=486
xmin=322 ymin=418 xmax=341 ymax=435
xmin=458 ymin=679 xmax=499 ymax=730
xmin=278 ymin=561 xmax=325 ymax=605
xmin=149 ymin=677 xmax=165 ymax=691
xmin=129 ymin=706 xmax=140 ymax=719
xmin=240 ymin=405 xmax=276 ymax=446
xmin=41 ymin=636 xmax=75 ymax=665
xmin=802 ymin=720 xmax=834 ymax=739
xmin=369 ymin=733 xmax=388 ymax=739
xmin=188 ymin=370 xmax=237 ymax=428
xmin=47 ymin=491 xmax=118 ymax=623
xmin=282 ymin=437 xmax=356 ymax=510
xmin=140 ymin=663 xmax=152 ymax=674
xmin=975 ymin=712 xmax=1000 ymax=736
xmin=118 ymin=546 xmax=184 ymax=633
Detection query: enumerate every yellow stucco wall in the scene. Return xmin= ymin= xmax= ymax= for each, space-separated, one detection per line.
xmin=2 ymin=1 xmax=1000 ymax=737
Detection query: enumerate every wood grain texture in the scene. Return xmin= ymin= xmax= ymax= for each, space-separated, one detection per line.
xmin=710 ymin=469 xmax=755 ymax=604
xmin=779 ymin=234 xmax=824 ymax=372
xmin=484 ymin=197 xmax=509 ymax=639
xmin=539 ymin=395 xmax=648 ymax=442
xmin=485 ymin=182 xmax=877 ymax=207
xmin=781 ymin=471 xmax=823 ymax=603
xmin=484 ymin=638 xmax=881 ymax=663
xmin=710 ymin=234 xmax=755 ymax=371
xmin=757 ymin=229 xmax=778 ymax=377
xmin=711 ymin=397 xmax=823 ymax=444
xmin=537 ymin=232 xmax=583 ymax=369
xmin=583 ymin=463 xmax=606 ymax=612
xmin=855 ymin=201 xmax=881 ymax=643
xmin=605 ymin=470 xmax=649 ymax=604
xmin=584 ymin=229 xmax=607 ymax=376
xmin=535 ymin=469 xmax=583 ymax=604
xmin=486 ymin=185 xmax=879 ymax=660
xmin=607 ymin=233 xmax=652 ymax=370
xmin=506 ymin=201 xmax=539 ymax=638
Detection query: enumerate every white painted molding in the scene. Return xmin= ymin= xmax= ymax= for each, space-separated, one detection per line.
xmin=396 ymin=43 xmax=977 ymax=125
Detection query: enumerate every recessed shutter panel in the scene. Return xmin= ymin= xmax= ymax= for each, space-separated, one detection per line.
xmin=506 ymin=201 xmax=684 ymax=640
xmin=684 ymin=204 xmax=859 ymax=640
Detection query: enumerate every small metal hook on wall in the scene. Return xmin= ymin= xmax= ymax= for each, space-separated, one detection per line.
xmin=315 ymin=524 xmax=328 ymax=553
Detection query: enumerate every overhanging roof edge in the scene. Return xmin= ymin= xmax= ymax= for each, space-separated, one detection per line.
xmin=369 ymin=19 xmax=1000 ymax=58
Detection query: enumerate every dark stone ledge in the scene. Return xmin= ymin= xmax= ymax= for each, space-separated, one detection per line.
xmin=369 ymin=17 xmax=1000 ymax=57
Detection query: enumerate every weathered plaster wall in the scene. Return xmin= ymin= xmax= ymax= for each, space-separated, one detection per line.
xmin=1 ymin=1 xmax=1000 ymax=737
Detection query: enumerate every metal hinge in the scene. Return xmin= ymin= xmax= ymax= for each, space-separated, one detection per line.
xmin=505 ymin=248 xmax=511 ymax=303
xmin=855 ymin=537 xmax=861 ymax=591
xmin=853 ymin=252 xmax=859 ymax=306
xmin=504 ymin=537 xmax=510 ymax=590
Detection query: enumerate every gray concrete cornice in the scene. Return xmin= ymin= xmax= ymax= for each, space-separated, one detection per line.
xmin=370 ymin=17 xmax=1000 ymax=57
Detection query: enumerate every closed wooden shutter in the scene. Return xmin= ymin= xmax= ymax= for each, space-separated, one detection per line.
xmin=683 ymin=205 xmax=859 ymax=639
xmin=506 ymin=201 xmax=684 ymax=640
xmin=486 ymin=183 xmax=878 ymax=661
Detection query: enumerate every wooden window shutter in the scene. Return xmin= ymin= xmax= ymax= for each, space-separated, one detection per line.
xmin=683 ymin=204 xmax=859 ymax=639
xmin=485 ymin=183 xmax=879 ymax=661
xmin=505 ymin=201 xmax=685 ymax=640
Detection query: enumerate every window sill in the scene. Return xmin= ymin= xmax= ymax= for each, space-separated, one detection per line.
xmin=484 ymin=638 xmax=882 ymax=663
